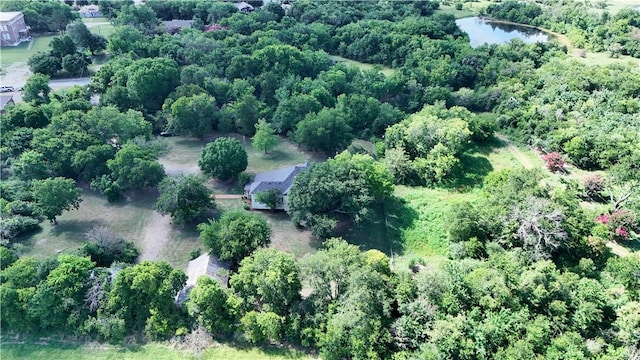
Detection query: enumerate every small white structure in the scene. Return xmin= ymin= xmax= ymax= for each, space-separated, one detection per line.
xmin=79 ymin=5 xmax=102 ymax=18
xmin=234 ymin=1 xmax=255 ymax=13
xmin=244 ymin=162 xmax=310 ymax=211
xmin=175 ymin=253 xmax=229 ymax=304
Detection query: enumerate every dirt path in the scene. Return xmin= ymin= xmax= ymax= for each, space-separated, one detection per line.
xmin=214 ymin=194 xmax=243 ymax=199
xmin=139 ymin=211 xmax=172 ymax=261
xmin=496 ymin=133 xmax=535 ymax=170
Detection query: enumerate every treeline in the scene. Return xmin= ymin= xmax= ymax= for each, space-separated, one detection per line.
xmin=2 ymin=236 xmax=639 ymax=358
xmin=485 ymin=0 xmax=640 ymax=57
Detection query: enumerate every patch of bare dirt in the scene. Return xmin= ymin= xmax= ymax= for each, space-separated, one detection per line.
xmin=139 ymin=211 xmax=172 ymax=261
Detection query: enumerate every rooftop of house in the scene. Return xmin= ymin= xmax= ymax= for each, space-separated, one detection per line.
xmin=79 ymin=5 xmax=100 ymax=12
xmin=244 ymin=162 xmax=310 ymax=196
xmin=234 ymin=1 xmax=255 ymax=11
xmin=0 ymin=95 xmax=14 ymax=110
xmin=163 ymin=19 xmax=194 ymax=29
xmin=185 ymin=253 xmax=230 ymax=288
xmin=0 ymin=11 xmax=22 ymax=22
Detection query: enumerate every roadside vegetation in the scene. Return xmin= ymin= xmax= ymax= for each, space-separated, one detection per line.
xmin=1 ymin=0 xmax=639 ymax=359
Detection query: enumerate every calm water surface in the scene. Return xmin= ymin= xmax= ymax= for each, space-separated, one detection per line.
xmin=456 ymin=16 xmax=551 ymax=47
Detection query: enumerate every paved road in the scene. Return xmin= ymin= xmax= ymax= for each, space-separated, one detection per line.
xmin=3 ymin=77 xmax=91 ymax=103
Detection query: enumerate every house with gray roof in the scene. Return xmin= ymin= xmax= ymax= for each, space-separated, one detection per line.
xmin=175 ymin=253 xmax=229 ymax=304
xmin=234 ymin=1 xmax=255 ymax=13
xmin=244 ymin=162 xmax=310 ymax=211
xmin=0 ymin=95 xmax=15 ymax=113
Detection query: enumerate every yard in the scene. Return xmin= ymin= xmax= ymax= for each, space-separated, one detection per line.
xmin=1 ymin=338 xmax=313 ymax=360
xmin=15 ymin=135 xmax=323 ymax=271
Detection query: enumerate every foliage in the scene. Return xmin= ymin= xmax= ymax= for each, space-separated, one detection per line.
xmin=31 ymin=177 xmax=81 ymax=224
xmin=256 ymin=189 xmax=281 ymax=210
xmin=288 ymin=152 xmax=393 ymax=238
xmin=198 ymin=210 xmax=271 ymax=264
xmin=22 ymin=74 xmax=52 ymax=104
xmin=542 ymin=152 xmax=566 ymax=172
xmin=168 ymin=94 xmax=218 ymax=138
xmin=294 ymin=108 xmax=352 ymax=155
xmin=384 ymin=104 xmax=473 ymax=185
xmin=82 ymin=226 xmax=139 ymax=267
xmin=155 ymin=174 xmax=214 ymax=226
xmin=252 ymin=119 xmax=279 ymax=154
xmin=107 ymin=261 xmax=186 ymax=340
xmin=231 ymin=248 xmax=301 ymax=316
xmin=105 ymin=144 xmax=166 ymax=192
xmin=198 ymin=137 xmax=248 ymax=180
xmin=186 ymin=276 xmax=238 ymax=337
xmin=27 ymin=53 xmax=62 ymax=77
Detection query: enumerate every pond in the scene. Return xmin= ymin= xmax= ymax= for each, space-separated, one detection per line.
xmin=456 ymin=16 xmax=552 ymax=48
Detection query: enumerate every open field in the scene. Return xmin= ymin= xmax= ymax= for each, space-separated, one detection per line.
xmin=0 ymin=35 xmax=55 ymax=66
xmin=438 ymin=1 xmax=493 ymax=19
xmin=329 ymin=55 xmax=395 ymax=76
xmin=83 ymin=17 xmax=116 ymax=37
xmin=1 ymin=340 xmax=313 ymax=360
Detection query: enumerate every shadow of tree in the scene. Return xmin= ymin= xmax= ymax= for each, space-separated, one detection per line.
xmin=383 ymin=195 xmax=419 ymax=256
xmin=443 ymin=152 xmax=494 ymax=190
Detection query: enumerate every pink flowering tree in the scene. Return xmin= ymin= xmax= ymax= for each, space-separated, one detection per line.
xmin=595 ymin=209 xmax=637 ymax=241
xmin=542 ymin=151 xmax=566 ymax=172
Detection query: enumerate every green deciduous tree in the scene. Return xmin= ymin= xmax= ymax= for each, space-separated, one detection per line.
xmin=32 ymin=177 xmax=82 ymax=224
xmin=27 ymin=53 xmax=62 ymax=77
xmin=123 ymin=57 xmax=180 ymax=112
xmin=84 ymin=106 xmax=152 ymax=144
xmin=49 ymin=35 xmax=77 ymax=59
xmin=230 ymin=248 xmax=301 ymax=316
xmin=294 ymin=108 xmax=353 ymax=155
xmin=198 ymin=210 xmax=271 ymax=264
xmin=106 ymin=144 xmax=166 ymax=192
xmin=187 ymin=276 xmax=239 ymax=337
xmin=256 ymin=189 xmax=281 ymax=210
xmin=107 ymin=261 xmax=186 ymax=340
xmin=22 ymin=74 xmax=52 ymax=104
xmin=62 ymin=53 xmax=90 ymax=75
xmin=168 ymin=94 xmax=218 ymax=138
xmin=288 ymin=153 xmax=393 ymax=238
xmin=198 ymin=137 xmax=247 ymax=180
xmin=252 ymin=119 xmax=278 ymax=154
xmin=155 ymin=174 xmax=214 ymax=226
xmin=29 ymin=254 xmax=95 ymax=332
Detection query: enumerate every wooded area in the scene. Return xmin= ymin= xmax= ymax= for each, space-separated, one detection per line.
xmin=1 ymin=0 xmax=639 ymax=359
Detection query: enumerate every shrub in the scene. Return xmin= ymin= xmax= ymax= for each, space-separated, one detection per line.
xmin=542 ymin=151 xmax=566 ymax=172
xmin=583 ymin=175 xmax=605 ymax=200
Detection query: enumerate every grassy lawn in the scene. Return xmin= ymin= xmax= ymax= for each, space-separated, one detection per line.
xmin=438 ymin=1 xmax=493 ymax=19
xmin=570 ymin=50 xmax=640 ymax=67
xmin=329 ymin=55 xmax=395 ymax=76
xmin=1 ymin=341 xmax=313 ymax=360
xmin=0 ymin=35 xmax=55 ymax=66
xmin=83 ymin=16 xmax=115 ymax=37
xmin=216 ymin=198 xmax=319 ymax=259
xmin=15 ymin=188 xmax=156 ymax=260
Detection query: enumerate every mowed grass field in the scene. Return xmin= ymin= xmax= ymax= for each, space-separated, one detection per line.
xmin=0 ymin=35 xmax=55 ymax=66
xmin=1 ymin=341 xmax=314 ymax=360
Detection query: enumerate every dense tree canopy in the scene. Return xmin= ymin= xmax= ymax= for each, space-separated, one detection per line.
xmin=198 ymin=137 xmax=248 ymax=180
xmin=3 ymin=0 xmax=640 ymax=357
xmin=198 ymin=210 xmax=271 ymax=264
xmin=288 ymin=152 xmax=393 ymax=238
xmin=155 ymin=174 xmax=214 ymax=226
